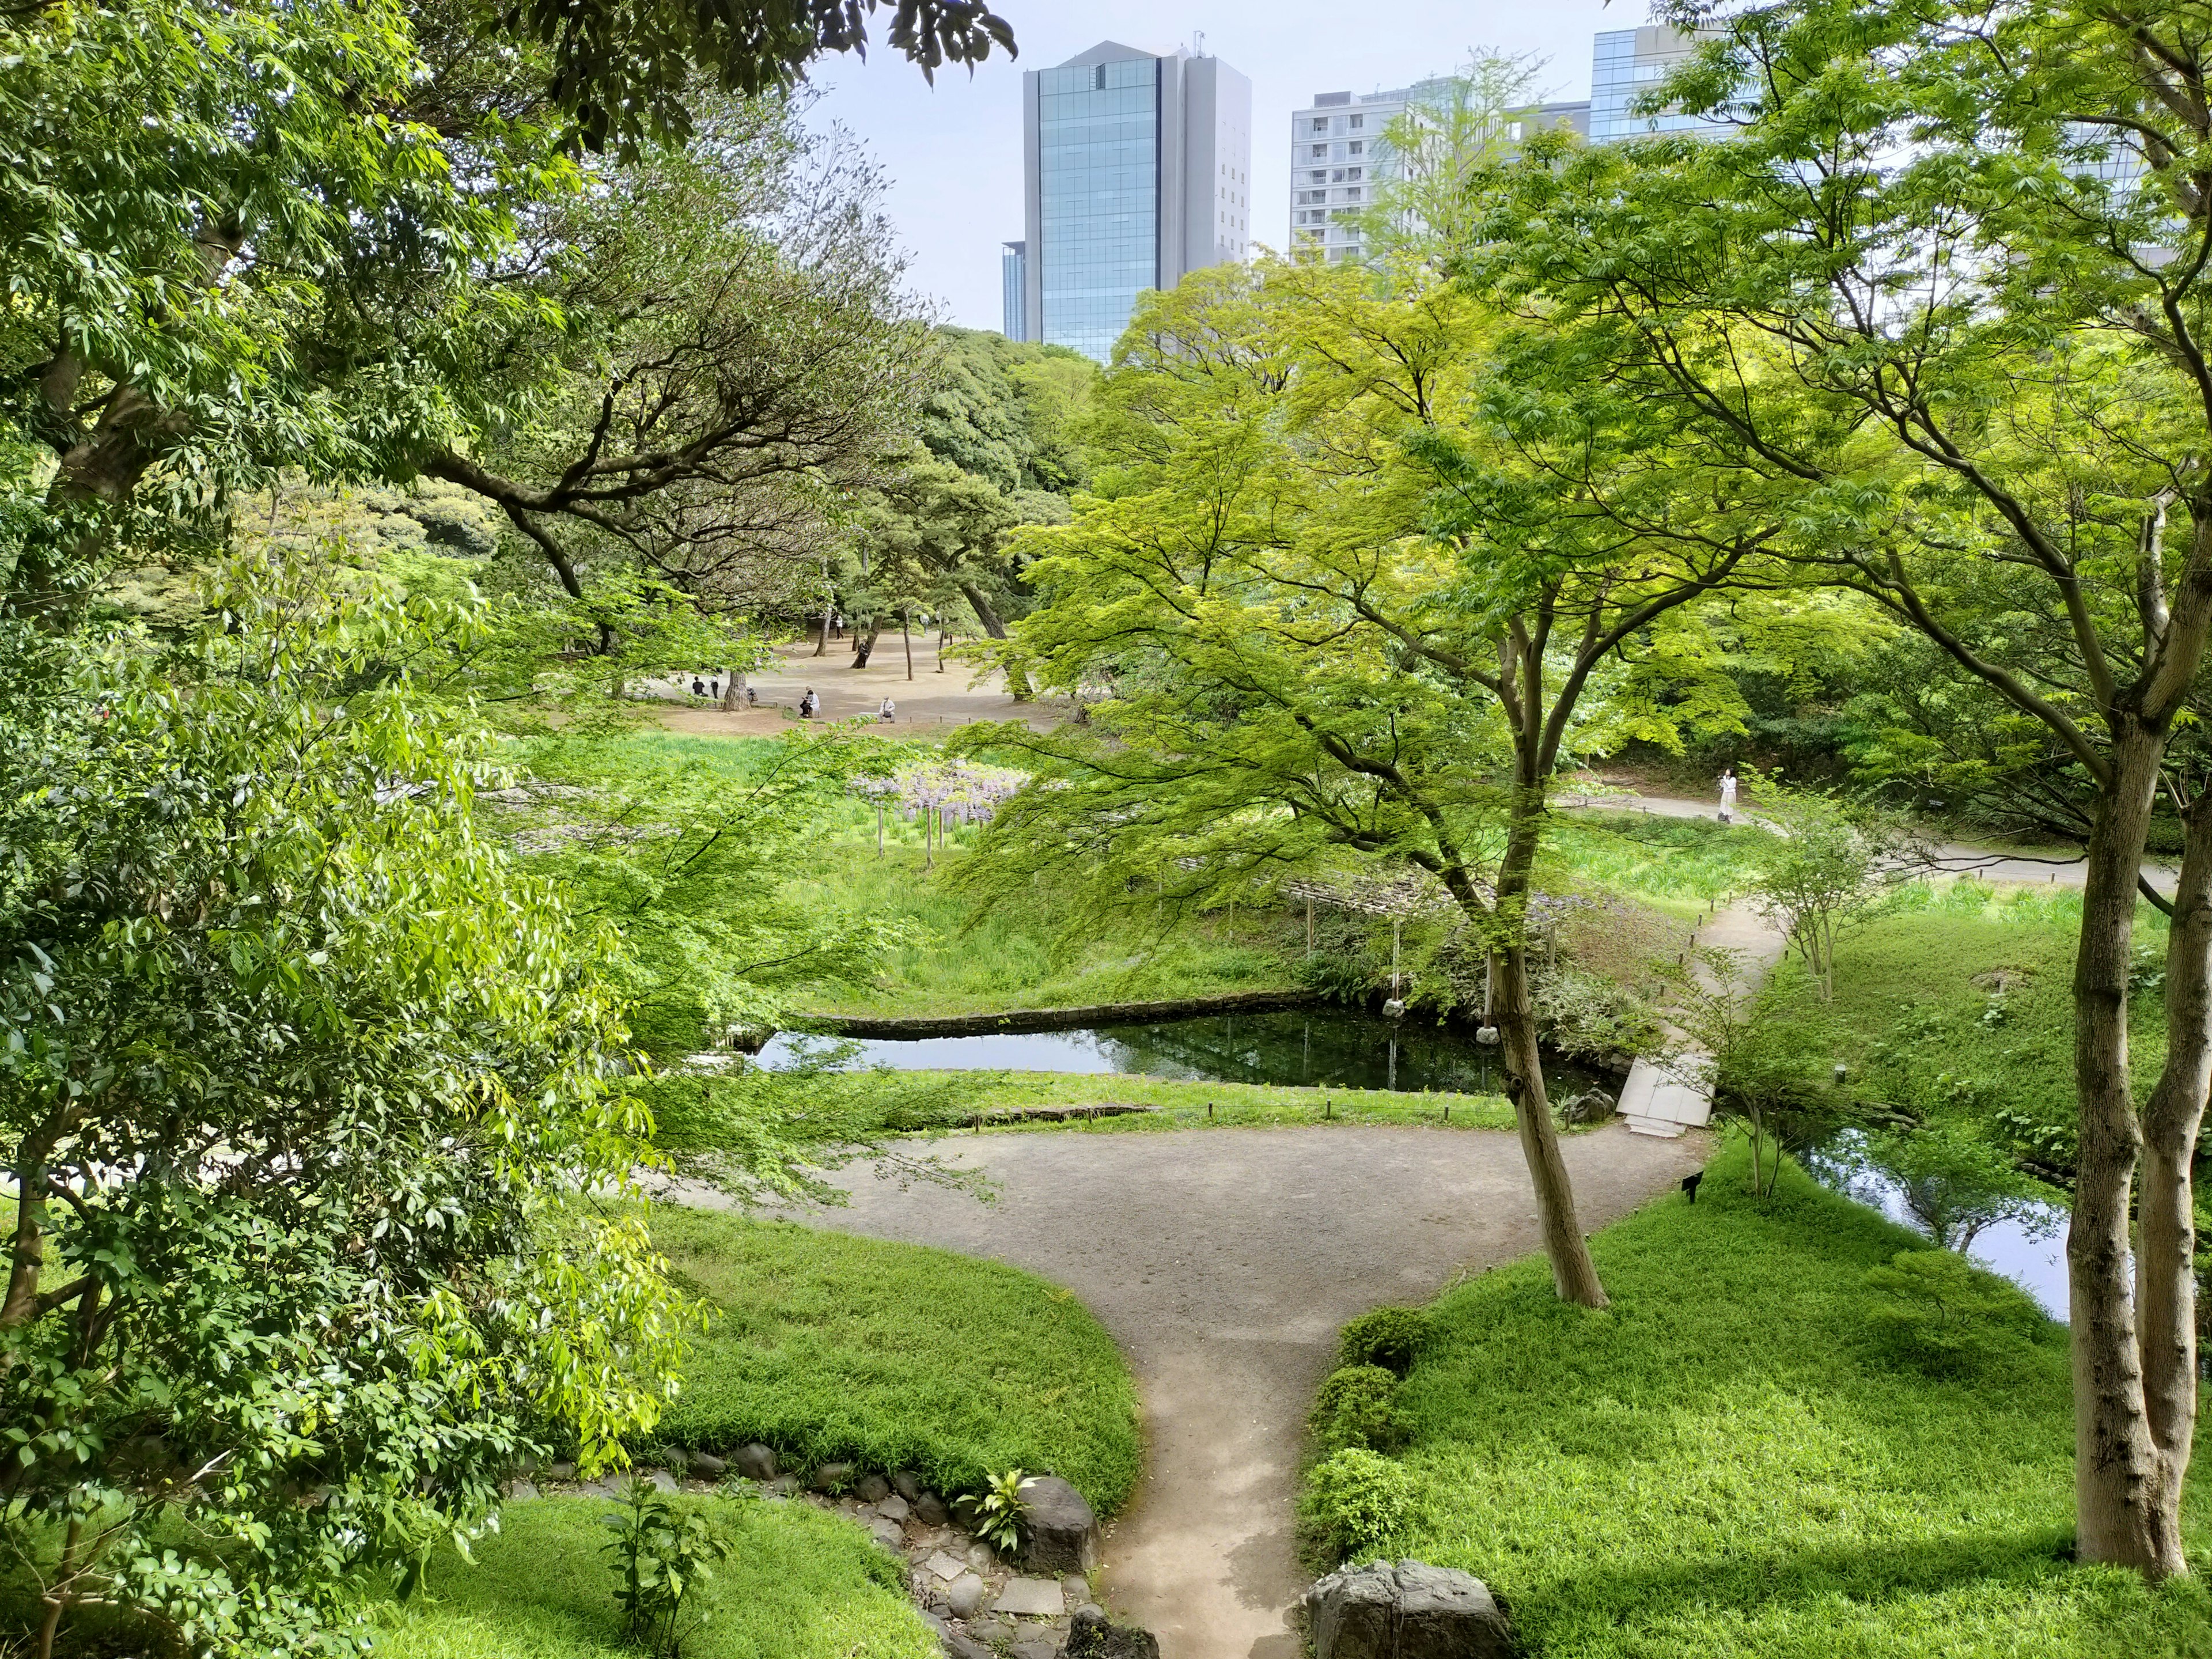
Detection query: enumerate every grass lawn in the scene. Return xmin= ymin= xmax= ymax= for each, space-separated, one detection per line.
xmin=907 ymin=1070 xmax=1521 ymax=1133
xmin=371 ymin=1494 xmax=933 ymax=1659
xmin=1752 ymin=880 xmax=2168 ymax=1164
xmin=1365 ymin=1142 xmax=2212 ymax=1658
xmin=649 ymin=1207 xmax=1142 ymax=1512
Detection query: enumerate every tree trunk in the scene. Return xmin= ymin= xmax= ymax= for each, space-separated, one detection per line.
xmin=854 ymin=620 xmax=881 ymax=668
xmin=2070 ymin=719 xmax=2180 ymax=1575
xmin=938 ymin=614 xmax=949 ymax=671
xmin=1491 ymin=785 xmax=1608 ymax=1308
xmin=2138 ymin=793 xmax=2212 ymax=1571
xmin=1490 ymin=938 xmax=1608 ymax=1308
xmin=721 ymin=673 xmax=743 ymax=712
xmin=815 ymin=598 xmax=832 ymax=656
xmin=902 ymin=609 xmax=914 ymax=680
xmin=959 ymin=581 xmax=1009 ymax=639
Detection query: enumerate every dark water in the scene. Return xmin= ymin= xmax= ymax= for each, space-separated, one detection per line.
xmin=759 ymin=1007 xmax=1611 ymax=1098
xmin=1789 ymin=1124 xmax=2071 ymax=1321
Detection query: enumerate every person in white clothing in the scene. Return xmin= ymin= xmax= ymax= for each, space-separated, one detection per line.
xmin=878 ymin=696 xmax=896 ymax=723
xmin=1718 ymin=767 xmax=1738 ymax=823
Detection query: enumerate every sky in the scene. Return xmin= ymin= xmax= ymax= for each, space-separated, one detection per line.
xmin=805 ymin=1 xmax=1641 ymax=331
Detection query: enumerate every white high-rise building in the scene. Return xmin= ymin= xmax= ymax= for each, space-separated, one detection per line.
xmin=1287 ymin=84 xmax=1588 ymax=262
xmin=1003 ymin=40 xmax=1252 ymax=361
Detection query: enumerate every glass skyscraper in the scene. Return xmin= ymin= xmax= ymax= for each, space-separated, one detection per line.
xmin=1589 ymin=25 xmax=1736 ymax=144
xmin=1007 ymin=41 xmax=1252 ymax=362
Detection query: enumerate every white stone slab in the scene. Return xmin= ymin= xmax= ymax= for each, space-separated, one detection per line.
xmin=923 ymin=1552 xmax=968 ymax=1583
xmin=991 ymin=1578 xmax=1066 ymax=1618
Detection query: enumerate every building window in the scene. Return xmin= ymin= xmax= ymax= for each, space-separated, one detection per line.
xmin=1311 ymin=118 xmax=1328 ymax=133
xmin=1347 ymin=167 xmax=1363 ymax=181
xmin=1309 ymin=169 xmax=1327 ymax=183
xmin=1310 ymin=144 xmax=1327 ymax=158
xmin=1349 ymin=141 xmax=1363 ymax=156
xmin=1349 ymin=114 xmax=1363 ymax=130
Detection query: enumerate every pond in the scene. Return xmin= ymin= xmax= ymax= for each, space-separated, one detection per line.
xmin=1789 ymin=1124 xmax=2071 ymax=1321
xmin=759 ymin=1007 xmax=1613 ymax=1099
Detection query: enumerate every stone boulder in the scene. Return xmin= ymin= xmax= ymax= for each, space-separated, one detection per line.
xmin=734 ymin=1443 xmax=778 ymax=1481
xmin=1304 ymin=1560 xmax=1513 ymax=1659
xmin=1560 ymin=1090 xmax=1616 ymax=1126
xmin=1058 ymin=1605 xmax=1160 ymax=1659
xmin=1017 ymin=1475 xmax=1099 ymax=1574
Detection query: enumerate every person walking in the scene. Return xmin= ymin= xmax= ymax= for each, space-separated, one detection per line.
xmin=1718 ymin=767 xmax=1738 ymax=824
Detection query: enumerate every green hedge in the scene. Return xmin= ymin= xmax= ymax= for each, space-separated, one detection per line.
xmin=651 ymin=1209 xmax=1142 ymax=1512
xmin=1366 ymin=1143 xmax=2212 ymax=1658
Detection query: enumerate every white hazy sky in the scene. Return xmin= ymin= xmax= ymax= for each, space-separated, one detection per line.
xmin=806 ymin=1 xmax=1645 ymax=330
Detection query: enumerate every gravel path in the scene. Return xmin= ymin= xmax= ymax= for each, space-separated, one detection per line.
xmin=774 ymin=1122 xmax=1708 ymax=1659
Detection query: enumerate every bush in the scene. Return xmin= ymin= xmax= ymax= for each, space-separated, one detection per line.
xmin=1303 ymin=1449 xmax=1416 ymax=1561
xmin=1310 ymin=1365 xmax=1407 ymax=1454
xmin=1338 ymin=1306 xmax=1433 ymax=1377
xmin=1862 ymin=1249 xmax=2043 ymax=1376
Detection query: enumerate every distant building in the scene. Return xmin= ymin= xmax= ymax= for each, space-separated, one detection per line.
xmin=1287 ymin=84 xmax=1588 ymax=263
xmin=1001 ymin=241 xmax=1027 ymax=341
xmin=1002 ymin=40 xmax=1253 ymax=360
xmin=1588 ymin=25 xmax=1734 ymax=144
xmin=1291 ymin=25 xmax=1751 ymax=263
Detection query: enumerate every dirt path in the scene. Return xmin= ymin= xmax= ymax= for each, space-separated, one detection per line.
xmin=642 ymin=637 xmax=1062 ymax=737
xmin=764 ymin=1123 xmax=1707 ymax=1659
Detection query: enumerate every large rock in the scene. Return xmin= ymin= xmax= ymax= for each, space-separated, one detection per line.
xmin=1304 ymin=1560 xmax=1513 ymax=1659
xmin=735 ymin=1443 xmax=778 ymax=1482
xmin=1017 ymin=1475 xmax=1099 ymax=1574
xmin=1058 ymin=1606 xmax=1161 ymax=1659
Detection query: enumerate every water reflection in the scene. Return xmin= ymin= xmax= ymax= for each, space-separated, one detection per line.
xmin=759 ymin=1009 xmax=1609 ymax=1098
xmin=1789 ymin=1124 xmax=2071 ymax=1321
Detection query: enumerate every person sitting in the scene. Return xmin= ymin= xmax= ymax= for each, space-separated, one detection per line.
xmin=691 ymin=676 xmax=705 ymax=698
xmin=878 ymin=696 xmax=896 ymax=723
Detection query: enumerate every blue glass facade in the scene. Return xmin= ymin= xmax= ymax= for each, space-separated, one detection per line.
xmin=1589 ymin=28 xmax=1733 ymax=144
xmin=1037 ymin=58 xmax=1160 ymax=362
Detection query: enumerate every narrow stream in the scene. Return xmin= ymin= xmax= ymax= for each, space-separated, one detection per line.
xmin=760 ymin=1007 xmax=1612 ymax=1097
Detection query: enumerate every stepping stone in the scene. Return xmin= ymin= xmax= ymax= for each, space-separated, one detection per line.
xmin=869 ymin=1517 xmax=905 ymax=1551
xmin=991 ymin=1578 xmax=1066 ymax=1618
xmin=925 ymin=1552 xmax=969 ymax=1583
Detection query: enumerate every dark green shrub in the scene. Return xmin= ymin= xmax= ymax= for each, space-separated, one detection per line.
xmin=1338 ymin=1306 xmax=1433 ymax=1377
xmin=1302 ymin=1448 xmax=1415 ymax=1561
xmin=1309 ymin=1365 xmax=1407 ymax=1454
xmin=1862 ymin=1249 xmax=2043 ymax=1376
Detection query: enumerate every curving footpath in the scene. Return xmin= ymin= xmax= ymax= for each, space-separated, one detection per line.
xmin=789 ymin=1122 xmax=1708 ymax=1659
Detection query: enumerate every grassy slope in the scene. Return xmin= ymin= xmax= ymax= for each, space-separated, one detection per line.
xmin=1753 ymin=882 xmax=2168 ymax=1156
xmin=1382 ymin=1143 xmax=2211 ymax=1658
xmin=372 ymin=1495 xmax=933 ymax=1659
xmin=917 ymin=1071 xmax=1520 ymax=1132
xmin=650 ymin=1207 xmax=1142 ymax=1512
xmin=792 ymin=846 xmax=1299 ymax=1017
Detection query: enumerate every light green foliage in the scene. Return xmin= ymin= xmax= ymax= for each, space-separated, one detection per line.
xmin=0 ymin=556 xmax=688 ymax=1657
xmin=1744 ymin=782 xmax=1921 ymax=1002
xmin=1302 ymin=1449 xmax=1418 ymax=1562
xmin=971 ymin=1469 xmax=1029 ymax=1555
xmin=1379 ymin=1143 xmax=2212 ymax=1656
xmin=1310 ymin=1366 xmax=1409 ymax=1456
xmin=507 ymin=735 xmax=915 ymax=1054
xmin=646 ymin=1209 xmax=1142 ymax=1513
xmin=601 ymin=1477 xmax=738 ymax=1657
xmin=1338 ymin=1308 xmax=1434 ymax=1378
xmin=368 ymin=1495 xmax=934 ymax=1659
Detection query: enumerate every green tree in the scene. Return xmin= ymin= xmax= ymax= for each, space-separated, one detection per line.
xmin=1468 ymin=0 xmax=2212 ymax=1572
xmin=0 ymin=556 xmax=690 ymax=1658
xmin=1744 ymin=782 xmax=1923 ymax=1002
xmin=964 ymin=256 xmax=1780 ymax=1307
